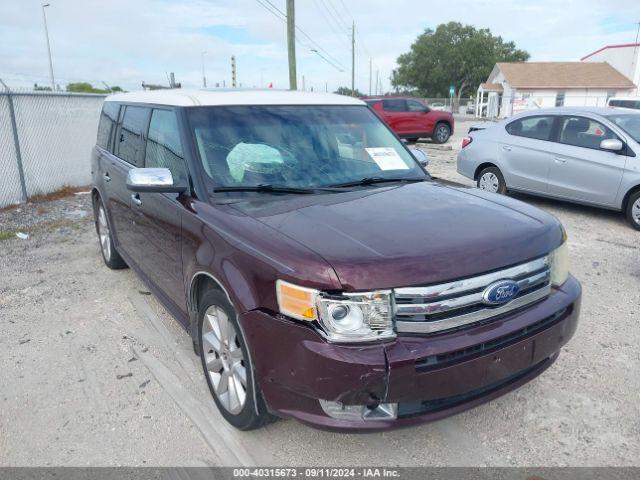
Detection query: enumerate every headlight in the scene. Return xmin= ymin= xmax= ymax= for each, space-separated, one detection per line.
xmin=549 ymin=241 xmax=569 ymax=287
xmin=276 ymin=280 xmax=395 ymax=343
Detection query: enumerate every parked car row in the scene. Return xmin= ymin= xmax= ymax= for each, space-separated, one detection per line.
xmin=457 ymin=107 xmax=640 ymax=230
xmin=92 ymin=90 xmax=580 ymax=432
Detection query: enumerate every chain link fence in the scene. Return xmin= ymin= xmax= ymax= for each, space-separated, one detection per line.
xmin=0 ymin=86 xmax=106 ymax=208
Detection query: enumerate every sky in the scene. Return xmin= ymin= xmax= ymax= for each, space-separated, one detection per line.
xmin=0 ymin=0 xmax=639 ymax=93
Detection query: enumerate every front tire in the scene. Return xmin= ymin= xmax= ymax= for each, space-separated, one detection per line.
xmin=432 ymin=122 xmax=451 ymax=144
xmin=198 ymin=289 xmax=272 ymax=430
xmin=94 ymin=198 xmax=127 ymax=269
xmin=626 ymin=190 xmax=640 ymax=231
xmin=477 ymin=166 xmax=507 ymax=194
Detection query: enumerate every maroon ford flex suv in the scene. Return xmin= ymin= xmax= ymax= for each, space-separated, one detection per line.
xmin=363 ymin=96 xmax=454 ymax=143
xmin=92 ymin=90 xmax=581 ymax=432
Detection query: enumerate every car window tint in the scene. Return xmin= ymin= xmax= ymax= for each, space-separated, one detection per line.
xmin=559 ymin=116 xmax=617 ymax=150
xmin=407 ymin=100 xmax=426 ymax=112
xmin=506 ymin=116 xmax=554 ymax=141
xmin=145 ymin=109 xmax=187 ymax=182
xmin=96 ymin=102 xmax=119 ymax=151
xmin=382 ymin=99 xmax=407 ymax=112
xmin=117 ymin=106 xmax=149 ymax=166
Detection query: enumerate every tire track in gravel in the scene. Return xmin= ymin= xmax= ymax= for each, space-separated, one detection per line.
xmin=127 ymin=294 xmax=273 ymax=466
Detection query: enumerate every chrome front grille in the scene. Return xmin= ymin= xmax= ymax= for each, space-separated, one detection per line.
xmin=394 ymin=256 xmax=551 ymax=334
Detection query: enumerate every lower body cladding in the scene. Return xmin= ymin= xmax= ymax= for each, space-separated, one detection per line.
xmin=239 ymin=276 xmax=581 ymax=432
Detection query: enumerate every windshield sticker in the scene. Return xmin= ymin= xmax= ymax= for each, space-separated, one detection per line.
xmin=365 ymin=147 xmax=409 ymax=170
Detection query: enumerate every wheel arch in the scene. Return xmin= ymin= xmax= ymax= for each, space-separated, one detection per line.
xmin=189 ymin=271 xmax=233 ymax=315
xmin=435 ymin=119 xmax=452 ymax=132
xmin=622 ymin=183 xmax=640 ymax=211
xmin=474 ymin=162 xmax=499 ymax=181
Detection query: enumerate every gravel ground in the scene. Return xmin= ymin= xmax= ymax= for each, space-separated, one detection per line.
xmin=1 ymin=121 xmax=638 ymax=466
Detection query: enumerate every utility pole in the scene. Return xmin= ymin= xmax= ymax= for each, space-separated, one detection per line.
xmin=201 ymin=51 xmax=207 ymax=88
xmin=41 ymin=3 xmax=55 ymax=90
xmin=302 ymin=75 xmax=305 ymax=91
xmin=369 ymin=58 xmax=372 ymax=96
xmin=286 ymin=0 xmax=297 ymax=90
xmin=376 ymin=70 xmax=379 ymax=95
xmin=231 ymin=55 xmax=237 ymax=88
xmin=351 ymin=20 xmax=355 ymax=96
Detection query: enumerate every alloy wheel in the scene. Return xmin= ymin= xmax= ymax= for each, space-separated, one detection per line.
xmin=97 ymin=205 xmax=111 ymax=261
xmin=201 ymin=305 xmax=247 ymax=414
xmin=633 ymin=198 xmax=640 ymax=226
xmin=479 ymin=172 xmax=499 ymax=193
xmin=436 ymin=125 xmax=449 ymax=142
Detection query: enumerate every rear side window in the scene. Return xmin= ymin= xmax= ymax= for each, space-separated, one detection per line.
xmin=382 ymin=99 xmax=407 ymax=112
xmin=145 ymin=109 xmax=187 ymax=182
xmin=116 ymin=106 xmax=149 ymax=166
xmin=506 ymin=116 xmax=555 ymax=141
xmin=406 ymin=99 xmax=427 ymax=112
xmin=96 ymin=102 xmax=119 ymax=151
xmin=558 ymin=116 xmax=618 ymax=150
xmin=609 ymin=99 xmax=640 ymax=110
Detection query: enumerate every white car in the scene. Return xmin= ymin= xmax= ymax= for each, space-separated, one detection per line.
xmin=429 ymin=102 xmax=447 ymax=111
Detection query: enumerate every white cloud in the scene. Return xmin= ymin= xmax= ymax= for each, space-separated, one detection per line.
xmin=0 ymin=0 xmax=638 ymax=92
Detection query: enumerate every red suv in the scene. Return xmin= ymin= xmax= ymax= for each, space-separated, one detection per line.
xmin=364 ymin=97 xmax=454 ymax=143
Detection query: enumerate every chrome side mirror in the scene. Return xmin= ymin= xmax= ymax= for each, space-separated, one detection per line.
xmin=126 ymin=168 xmax=186 ymax=193
xmin=409 ymin=147 xmax=429 ymax=167
xmin=600 ymin=138 xmax=624 ymax=152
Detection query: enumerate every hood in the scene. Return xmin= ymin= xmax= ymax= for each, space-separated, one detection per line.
xmin=228 ymin=182 xmax=562 ymax=291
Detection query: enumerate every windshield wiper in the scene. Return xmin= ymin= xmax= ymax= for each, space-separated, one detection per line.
xmin=328 ymin=177 xmax=428 ymax=188
xmin=213 ymin=184 xmax=342 ymax=194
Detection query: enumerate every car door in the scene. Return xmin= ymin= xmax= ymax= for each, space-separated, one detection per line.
xmin=381 ymin=99 xmax=410 ymax=135
xmin=548 ymin=115 xmax=626 ymax=206
xmin=500 ymin=115 xmax=558 ymax=194
xmin=132 ymin=107 xmax=189 ymax=310
xmin=107 ymin=104 xmax=150 ymax=265
xmin=406 ymin=99 xmax=434 ymax=135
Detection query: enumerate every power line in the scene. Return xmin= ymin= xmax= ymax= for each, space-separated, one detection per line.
xmin=322 ymin=0 xmax=350 ymax=33
xmin=254 ymin=0 xmax=346 ymax=71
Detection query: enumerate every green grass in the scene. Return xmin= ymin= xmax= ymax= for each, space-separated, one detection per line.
xmin=0 ymin=229 xmax=20 ymax=241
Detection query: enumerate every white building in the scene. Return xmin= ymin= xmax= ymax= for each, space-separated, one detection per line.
xmin=475 ymin=62 xmax=636 ymax=118
xmin=581 ymin=43 xmax=640 ymax=94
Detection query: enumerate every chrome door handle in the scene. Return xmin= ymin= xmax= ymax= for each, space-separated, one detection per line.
xmin=554 ymin=156 xmax=567 ymax=164
xmin=502 ymin=145 xmax=512 ymax=151
xmin=131 ymin=194 xmax=142 ymax=206
xmin=103 ymin=173 xmax=111 ymax=182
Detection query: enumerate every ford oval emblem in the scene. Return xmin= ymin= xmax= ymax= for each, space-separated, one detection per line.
xmin=482 ymin=280 xmax=520 ymax=305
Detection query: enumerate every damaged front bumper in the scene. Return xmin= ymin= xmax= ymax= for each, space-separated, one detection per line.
xmin=238 ymin=275 xmax=581 ymax=432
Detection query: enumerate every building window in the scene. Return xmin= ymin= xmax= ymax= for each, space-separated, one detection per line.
xmin=555 ymin=91 xmax=565 ymax=107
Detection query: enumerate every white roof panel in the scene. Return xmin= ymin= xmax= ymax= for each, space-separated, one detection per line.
xmin=105 ymin=89 xmax=365 ymax=107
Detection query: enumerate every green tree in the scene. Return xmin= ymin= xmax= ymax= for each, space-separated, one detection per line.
xmin=391 ymin=22 xmax=529 ymax=98
xmin=65 ymin=82 xmax=109 ymax=93
xmin=334 ymin=86 xmax=365 ymax=97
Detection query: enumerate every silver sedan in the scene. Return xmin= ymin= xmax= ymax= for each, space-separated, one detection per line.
xmin=457 ymin=107 xmax=640 ymax=230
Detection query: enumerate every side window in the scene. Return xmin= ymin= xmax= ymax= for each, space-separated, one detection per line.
xmin=506 ymin=116 xmax=555 ymax=141
xmin=559 ymin=116 xmax=618 ymax=150
xmin=116 ymin=106 xmax=149 ymax=167
xmin=407 ymin=100 xmax=427 ymax=112
xmin=145 ymin=109 xmax=187 ymax=182
xmin=382 ymin=99 xmax=407 ymax=112
xmin=96 ymin=102 xmax=119 ymax=151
